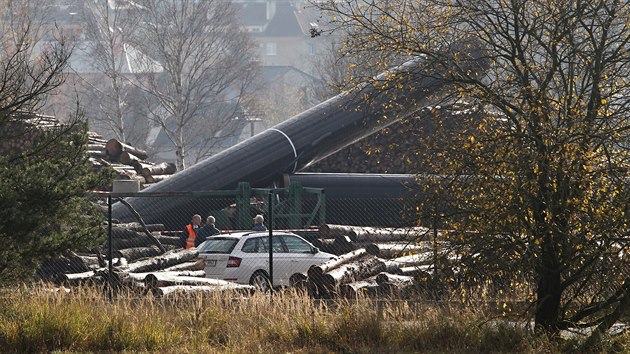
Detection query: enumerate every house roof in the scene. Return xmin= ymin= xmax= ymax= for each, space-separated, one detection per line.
xmin=261 ymin=2 xmax=305 ymax=37
xmin=236 ymin=2 xmax=269 ymax=27
xmin=261 ymin=65 xmax=319 ymax=83
xmin=63 ymin=41 xmax=162 ymax=74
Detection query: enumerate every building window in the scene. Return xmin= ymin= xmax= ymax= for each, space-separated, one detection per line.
xmin=265 ymin=42 xmax=277 ymax=56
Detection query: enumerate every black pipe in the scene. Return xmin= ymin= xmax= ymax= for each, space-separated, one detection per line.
xmin=112 ymin=46 xmax=487 ymax=228
xmin=282 ymin=173 xmax=418 ymax=199
xmin=282 ymin=173 xmax=420 ymax=227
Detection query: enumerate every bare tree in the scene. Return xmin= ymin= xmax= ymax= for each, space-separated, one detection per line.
xmin=129 ymin=0 xmax=259 ymax=170
xmin=0 ymin=0 xmax=70 ymax=119
xmin=314 ymin=0 xmax=630 ymax=339
xmin=79 ymin=0 xmax=144 ymax=145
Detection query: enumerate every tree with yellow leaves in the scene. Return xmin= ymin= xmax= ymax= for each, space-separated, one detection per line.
xmin=313 ymin=0 xmax=630 ymax=343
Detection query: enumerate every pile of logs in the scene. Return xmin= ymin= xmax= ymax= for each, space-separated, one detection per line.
xmin=1 ymin=114 xmax=176 ymax=190
xmin=1 ymin=113 xmax=63 ymax=158
xmin=291 ymin=224 xmax=454 ymax=299
xmin=88 ymin=132 xmax=177 ymax=190
xmin=38 ymin=222 xmax=452 ymax=299
xmin=312 ymin=223 xmax=443 ymax=256
xmin=38 ymin=222 xmax=254 ymax=297
xmin=291 ymin=246 xmax=435 ymax=299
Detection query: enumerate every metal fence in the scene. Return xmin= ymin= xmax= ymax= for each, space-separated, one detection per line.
xmin=35 ymin=184 xmax=445 ymax=301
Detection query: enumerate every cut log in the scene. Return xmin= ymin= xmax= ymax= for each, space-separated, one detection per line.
xmin=311 ymin=238 xmax=336 ymax=254
xmin=89 ymin=157 xmax=105 ymax=167
xmin=322 ymin=256 xmax=386 ymax=291
xmin=318 ymin=224 xmax=357 ymax=239
xmin=380 ymin=259 xmax=403 ymax=274
xmin=375 ymin=272 xmax=415 ymax=285
xmin=398 ymin=264 xmax=434 ymax=277
xmin=376 ymin=275 xmax=419 ymax=298
xmin=160 ymin=230 xmax=183 ymax=237
xmin=331 ymin=235 xmax=358 ymax=255
xmin=144 ymin=174 xmax=171 ymax=184
xmin=105 ymin=138 xmax=148 ymax=161
xmin=114 ymin=246 xmax=163 ymax=262
xmin=163 ymin=259 xmax=206 ymax=271
xmin=87 ymin=150 xmax=106 ymax=158
xmin=119 ymin=151 xmax=150 ymax=166
xmin=319 ymin=224 xmax=434 ymax=242
xmin=122 ymin=249 xmax=199 ymax=273
xmin=95 ymin=158 xmax=111 ymax=167
xmin=53 ymin=252 xmax=91 ymax=275
xmin=141 ymin=162 xmax=177 ymax=177
xmin=364 ymin=242 xmax=431 ymax=259
xmin=113 ymin=223 xmax=165 ymax=232
xmin=307 ymin=248 xmax=365 ymax=284
xmin=75 ymin=255 xmax=101 ymax=269
xmin=117 ymin=170 xmax=146 ymax=183
xmin=126 ymin=270 xmax=206 ymax=282
xmin=60 ymin=271 xmax=98 ymax=286
xmin=152 ymin=284 xmax=255 ymax=297
xmin=339 ymin=278 xmax=384 ymax=298
xmin=162 ymin=244 xmax=180 ymax=252
xmin=107 ymin=236 xmax=158 ymax=250
xmin=153 ymin=234 xmax=183 ymax=246
xmin=108 ymin=228 xmax=154 ymax=241
xmin=130 ymin=160 xmax=153 ymax=175
xmin=289 ymin=272 xmax=308 ymax=289
xmin=88 ymin=143 xmax=105 ymax=151
xmin=107 ymin=163 xmax=137 ymax=171
xmin=88 ymin=136 xmax=106 ymax=144
xmin=386 ymin=252 xmax=435 ymax=268
xmin=144 ymin=274 xmax=234 ymax=288
xmin=113 ymin=198 xmax=167 ymax=254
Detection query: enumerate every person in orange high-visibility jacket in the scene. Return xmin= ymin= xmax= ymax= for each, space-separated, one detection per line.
xmin=181 ymin=214 xmax=202 ymax=249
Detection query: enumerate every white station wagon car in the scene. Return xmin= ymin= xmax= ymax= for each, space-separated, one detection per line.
xmin=198 ymin=231 xmax=336 ymax=290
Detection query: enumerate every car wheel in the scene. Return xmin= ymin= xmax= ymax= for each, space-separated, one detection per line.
xmin=249 ymin=271 xmax=272 ymax=292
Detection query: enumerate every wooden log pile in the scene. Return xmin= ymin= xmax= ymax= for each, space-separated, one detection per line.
xmin=0 ymin=113 xmax=64 ymax=158
xmin=1 ymin=118 xmax=179 ymax=191
xmin=319 ymin=224 xmax=438 ymax=243
xmin=87 ymin=132 xmax=177 ymax=191
xmin=37 ymin=216 xmax=453 ymax=299
xmin=37 ymin=221 xmax=255 ymax=297
xmin=288 ymin=223 xmax=457 ymax=299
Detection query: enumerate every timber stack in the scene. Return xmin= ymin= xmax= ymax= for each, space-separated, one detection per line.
xmin=0 ymin=113 xmax=63 ymax=157
xmin=37 ymin=221 xmax=255 ymax=297
xmin=88 ymin=132 xmax=177 ymax=191
xmin=36 ymin=222 xmax=453 ymax=299
xmin=0 ymin=113 xmax=176 ymax=190
xmin=290 ymin=223 xmax=456 ymax=299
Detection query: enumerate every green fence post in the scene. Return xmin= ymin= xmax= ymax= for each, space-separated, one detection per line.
xmin=288 ymin=181 xmax=303 ymax=229
xmin=236 ymin=182 xmax=252 ymax=230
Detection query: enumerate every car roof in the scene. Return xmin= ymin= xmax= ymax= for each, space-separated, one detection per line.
xmin=207 ymin=231 xmax=296 ymax=239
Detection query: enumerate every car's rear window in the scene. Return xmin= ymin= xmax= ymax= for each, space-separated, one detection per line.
xmin=198 ymin=238 xmax=238 ymax=254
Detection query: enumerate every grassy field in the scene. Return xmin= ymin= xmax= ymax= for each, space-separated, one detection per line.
xmin=0 ymin=284 xmax=626 ymax=353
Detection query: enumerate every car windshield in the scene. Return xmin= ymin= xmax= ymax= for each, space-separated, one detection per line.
xmin=198 ymin=238 xmax=238 ymax=254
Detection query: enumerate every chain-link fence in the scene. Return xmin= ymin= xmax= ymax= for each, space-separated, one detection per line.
xmin=35 ymin=183 xmax=447 ymax=300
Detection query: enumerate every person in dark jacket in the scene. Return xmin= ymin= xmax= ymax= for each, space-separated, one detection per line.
xmin=251 ymin=214 xmax=267 ymax=231
xmin=195 ymin=215 xmax=221 ymax=246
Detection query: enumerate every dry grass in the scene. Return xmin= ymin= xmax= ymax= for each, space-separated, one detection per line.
xmin=0 ymin=284 xmax=626 ymax=353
